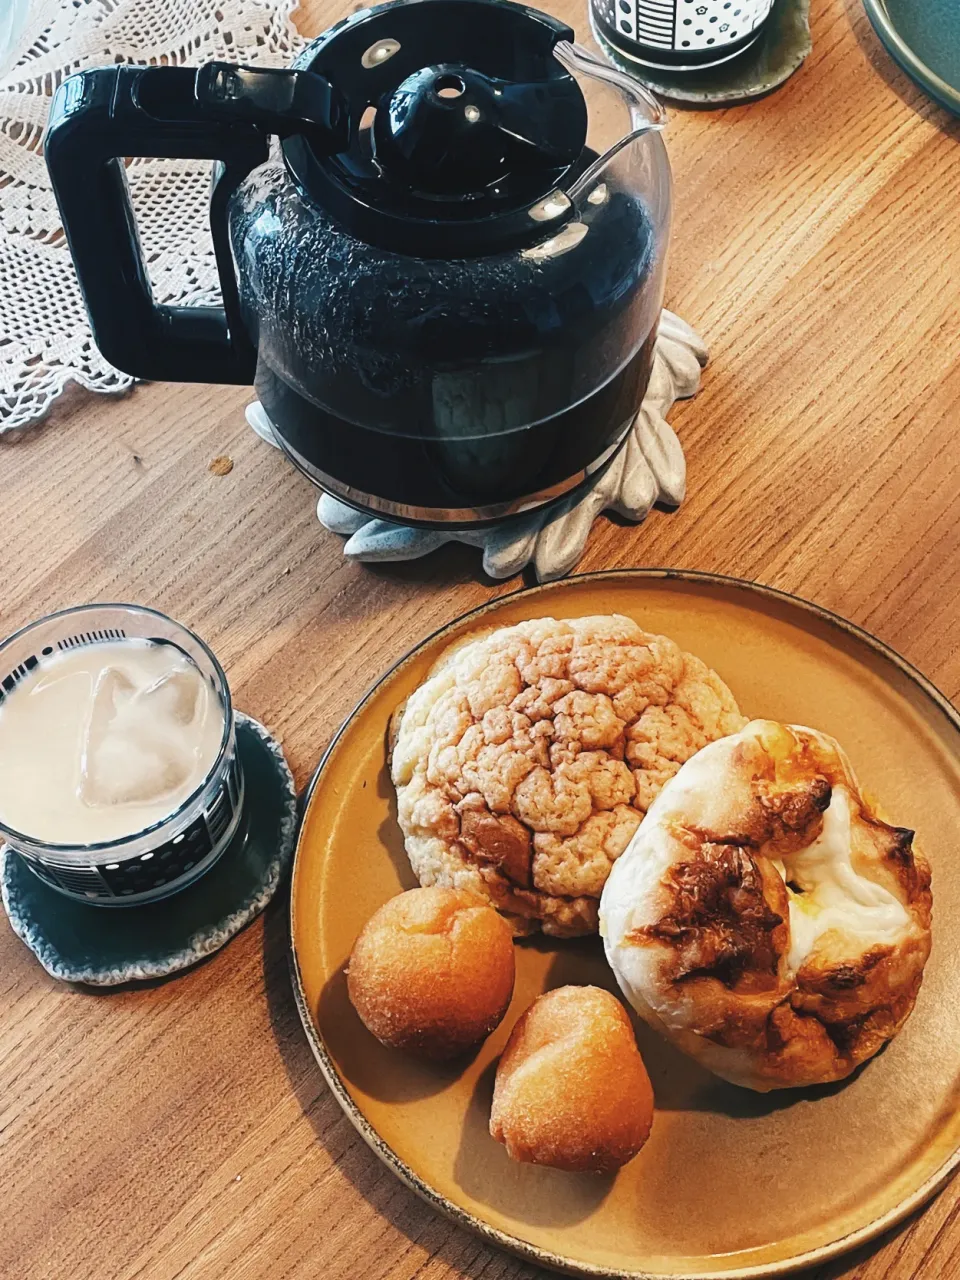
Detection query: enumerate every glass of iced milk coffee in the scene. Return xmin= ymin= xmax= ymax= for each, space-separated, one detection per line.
xmin=0 ymin=605 xmax=242 ymax=904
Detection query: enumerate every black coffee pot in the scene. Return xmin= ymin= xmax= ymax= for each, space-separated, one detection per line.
xmin=46 ymin=0 xmax=671 ymax=527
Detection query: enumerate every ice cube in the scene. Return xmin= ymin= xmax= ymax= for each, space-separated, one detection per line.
xmin=78 ymin=661 xmax=201 ymax=808
xmin=137 ymin=666 xmax=202 ymax=725
xmin=79 ymin=667 xmax=135 ymax=775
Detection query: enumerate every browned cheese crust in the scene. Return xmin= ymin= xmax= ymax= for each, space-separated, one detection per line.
xmin=624 ymin=723 xmax=933 ymax=1088
xmin=490 ymin=985 xmax=654 ymax=1172
xmin=346 ymin=887 xmax=516 ymax=1060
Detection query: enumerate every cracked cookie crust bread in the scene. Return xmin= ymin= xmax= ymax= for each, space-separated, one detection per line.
xmin=600 ymin=720 xmax=933 ymax=1091
xmin=390 ymin=615 xmax=745 ymax=936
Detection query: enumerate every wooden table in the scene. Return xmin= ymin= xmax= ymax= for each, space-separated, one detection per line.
xmin=2 ymin=1 xmax=959 ymax=1276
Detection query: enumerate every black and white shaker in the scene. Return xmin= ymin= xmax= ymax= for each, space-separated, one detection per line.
xmin=591 ymin=0 xmax=774 ymax=70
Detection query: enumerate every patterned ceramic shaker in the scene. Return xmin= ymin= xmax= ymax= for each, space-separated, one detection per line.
xmin=592 ymin=0 xmax=774 ymax=70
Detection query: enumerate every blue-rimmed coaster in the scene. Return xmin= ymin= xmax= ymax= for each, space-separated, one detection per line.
xmin=0 ymin=713 xmax=297 ymax=985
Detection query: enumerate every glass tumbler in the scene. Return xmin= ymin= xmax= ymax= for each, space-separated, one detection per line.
xmin=0 ymin=604 xmax=243 ymax=906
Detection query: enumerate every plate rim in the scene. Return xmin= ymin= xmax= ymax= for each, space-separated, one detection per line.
xmin=862 ymin=0 xmax=960 ymax=117
xmin=288 ymin=567 xmax=960 ymax=1279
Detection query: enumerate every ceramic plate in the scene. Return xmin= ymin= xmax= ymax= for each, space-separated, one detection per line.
xmin=290 ymin=570 xmax=960 ymax=1278
xmin=863 ymin=0 xmax=960 ymax=117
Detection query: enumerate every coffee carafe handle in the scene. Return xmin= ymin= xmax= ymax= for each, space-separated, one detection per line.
xmin=45 ymin=63 xmax=347 ymax=385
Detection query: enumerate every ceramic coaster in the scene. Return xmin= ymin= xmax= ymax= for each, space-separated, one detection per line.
xmin=0 ymin=714 xmax=297 ymax=986
xmin=247 ymin=309 xmax=706 ymax=583
xmin=591 ymin=0 xmax=811 ymax=105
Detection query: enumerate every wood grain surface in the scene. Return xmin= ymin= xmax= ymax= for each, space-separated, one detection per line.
xmin=1 ymin=1 xmax=959 ymax=1277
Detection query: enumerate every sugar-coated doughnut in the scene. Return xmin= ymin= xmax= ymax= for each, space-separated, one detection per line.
xmin=490 ymin=985 xmax=654 ymax=1172
xmin=347 ymin=886 xmax=515 ymax=1060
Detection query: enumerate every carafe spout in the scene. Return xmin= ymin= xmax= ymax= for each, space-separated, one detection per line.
xmin=556 ymin=40 xmax=666 ymax=132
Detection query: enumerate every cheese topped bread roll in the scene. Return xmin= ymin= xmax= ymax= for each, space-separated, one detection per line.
xmin=601 ymin=721 xmax=933 ymax=1091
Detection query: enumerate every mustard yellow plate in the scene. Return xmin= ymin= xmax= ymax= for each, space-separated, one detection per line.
xmin=290 ymin=570 xmax=960 ymax=1278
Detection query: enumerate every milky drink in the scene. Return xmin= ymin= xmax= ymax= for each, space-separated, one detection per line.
xmin=0 ymin=639 xmax=223 ymax=844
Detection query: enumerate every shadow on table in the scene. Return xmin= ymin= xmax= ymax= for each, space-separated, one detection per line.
xmin=322 ymin=538 xmax=508 ymax=596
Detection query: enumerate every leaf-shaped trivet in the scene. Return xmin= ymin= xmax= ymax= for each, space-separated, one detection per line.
xmin=246 ymin=309 xmax=706 ymax=582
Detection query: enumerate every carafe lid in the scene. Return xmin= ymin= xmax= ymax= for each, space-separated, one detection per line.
xmin=282 ymin=0 xmax=590 ymax=256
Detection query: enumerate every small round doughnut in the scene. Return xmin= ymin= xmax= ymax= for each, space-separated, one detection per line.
xmin=490 ymin=985 xmax=654 ymax=1172
xmin=347 ymin=886 xmax=516 ymax=1060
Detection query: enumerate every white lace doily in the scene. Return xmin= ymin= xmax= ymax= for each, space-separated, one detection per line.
xmin=0 ymin=0 xmax=303 ymax=432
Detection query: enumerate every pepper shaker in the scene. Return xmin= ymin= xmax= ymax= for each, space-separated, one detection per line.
xmin=592 ymin=0 xmax=774 ymax=70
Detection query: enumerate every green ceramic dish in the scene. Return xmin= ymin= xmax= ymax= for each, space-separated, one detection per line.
xmin=863 ymin=0 xmax=960 ymax=116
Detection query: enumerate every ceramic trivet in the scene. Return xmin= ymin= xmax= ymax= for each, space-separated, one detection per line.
xmin=591 ymin=0 xmax=811 ymax=105
xmin=247 ymin=309 xmax=705 ymax=583
xmin=0 ymin=714 xmax=296 ymax=985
